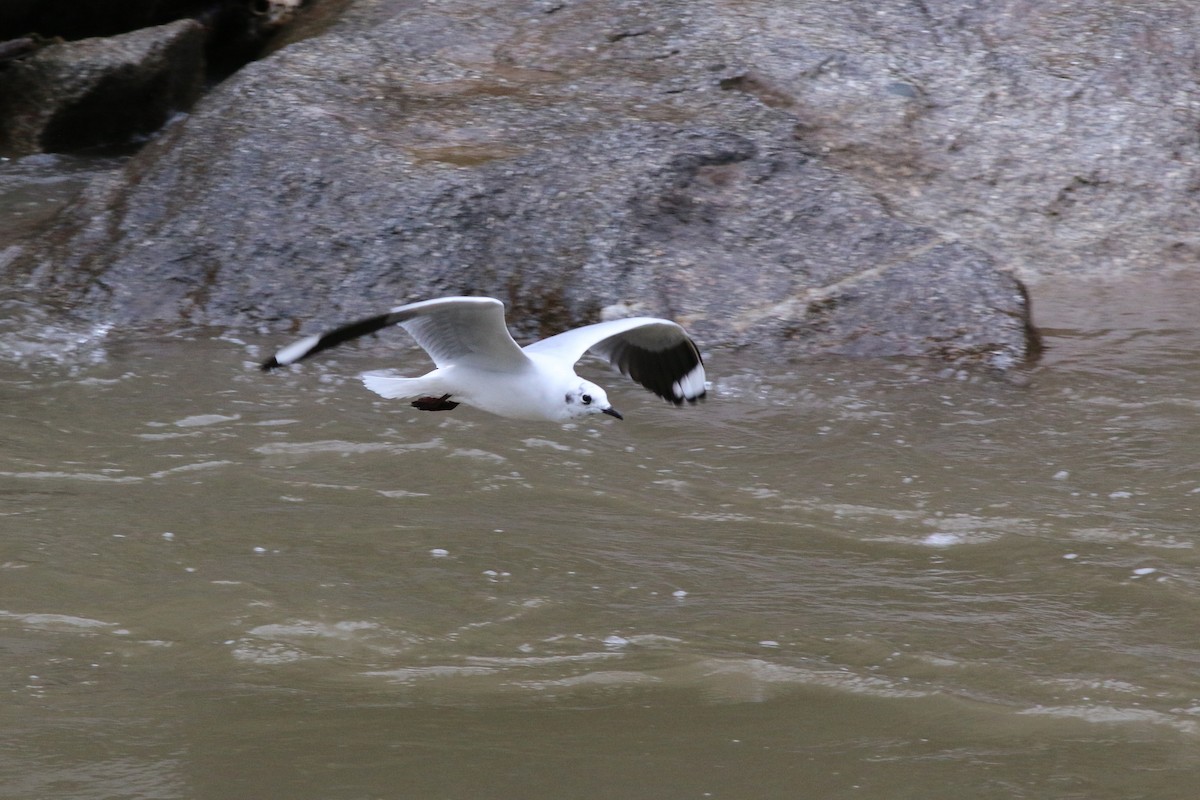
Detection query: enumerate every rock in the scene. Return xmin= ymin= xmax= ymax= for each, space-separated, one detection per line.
xmin=715 ymin=2 xmax=1200 ymax=280
xmin=0 ymin=19 xmax=205 ymax=156
xmin=0 ymin=1 xmax=272 ymax=42
xmin=5 ymin=0 xmax=1049 ymax=367
xmin=0 ymin=37 xmax=39 ymax=64
xmin=1 ymin=1 xmax=308 ymax=80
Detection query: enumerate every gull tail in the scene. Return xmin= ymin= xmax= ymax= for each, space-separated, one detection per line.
xmin=362 ymin=371 xmax=428 ymax=400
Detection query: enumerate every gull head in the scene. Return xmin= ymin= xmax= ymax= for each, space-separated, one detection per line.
xmin=564 ymin=380 xmax=622 ymax=421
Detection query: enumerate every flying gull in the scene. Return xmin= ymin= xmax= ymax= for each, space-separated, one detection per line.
xmin=261 ymin=296 xmax=706 ymax=422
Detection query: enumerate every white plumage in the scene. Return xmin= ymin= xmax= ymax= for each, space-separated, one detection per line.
xmin=262 ymin=296 xmax=706 ymax=422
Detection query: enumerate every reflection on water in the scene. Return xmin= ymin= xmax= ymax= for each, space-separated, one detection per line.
xmin=2 ymin=278 xmax=1200 ymax=798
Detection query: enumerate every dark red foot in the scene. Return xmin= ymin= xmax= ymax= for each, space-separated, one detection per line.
xmin=412 ymin=394 xmax=460 ymax=411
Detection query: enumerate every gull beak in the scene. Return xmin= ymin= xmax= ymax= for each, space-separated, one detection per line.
xmin=602 ymin=406 xmax=624 ymax=420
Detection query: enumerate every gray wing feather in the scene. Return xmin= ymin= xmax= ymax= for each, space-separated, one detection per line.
xmin=262 ymin=297 xmax=530 ymax=371
xmin=394 ymin=298 xmax=528 ymax=369
xmin=525 ymin=317 xmax=706 ymax=404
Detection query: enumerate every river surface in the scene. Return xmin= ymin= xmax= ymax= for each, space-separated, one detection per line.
xmin=1 ymin=274 xmax=1198 ymax=799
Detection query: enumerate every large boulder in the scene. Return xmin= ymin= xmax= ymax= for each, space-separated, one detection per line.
xmin=720 ymin=1 xmax=1200 ymax=279
xmin=4 ymin=0 xmax=1085 ymax=367
xmin=0 ymin=20 xmax=205 ymax=155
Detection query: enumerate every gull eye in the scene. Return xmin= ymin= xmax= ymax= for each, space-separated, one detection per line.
xmin=581 ymin=394 xmax=592 ymax=405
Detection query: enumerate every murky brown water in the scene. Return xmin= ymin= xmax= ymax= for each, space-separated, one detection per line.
xmin=0 ymin=153 xmax=126 ymax=251
xmin=2 ymin=275 xmax=1199 ymax=798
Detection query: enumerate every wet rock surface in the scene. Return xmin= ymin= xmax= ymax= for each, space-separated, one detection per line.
xmin=0 ymin=0 xmax=308 ymax=157
xmin=0 ymin=20 xmax=206 ymax=156
xmin=25 ymin=0 xmax=1199 ymax=365
xmin=0 ymin=1 xmax=302 ymax=70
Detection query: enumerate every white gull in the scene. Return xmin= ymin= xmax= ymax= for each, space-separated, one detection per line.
xmin=261 ymin=296 xmax=706 ymax=422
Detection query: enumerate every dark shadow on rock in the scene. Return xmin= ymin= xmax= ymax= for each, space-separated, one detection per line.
xmin=0 ymin=1 xmax=312 ymax=156
xmin=0 ymin=21 xmax=205 ymax=156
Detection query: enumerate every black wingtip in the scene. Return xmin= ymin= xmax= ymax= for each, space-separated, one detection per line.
xmin=260 ymin=357 xmax=281 ymax=372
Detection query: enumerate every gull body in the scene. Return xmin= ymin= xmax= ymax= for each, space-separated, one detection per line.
xmin=365 ymin=353 xmax=605 ymax=422
xmin=262 ymin=296 xmax=706 ymax=422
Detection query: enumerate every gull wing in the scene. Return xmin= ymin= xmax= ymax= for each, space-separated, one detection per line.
xmin=261 ymin=297 xmax=530 ymax=371
xmin=524 ymin=317 xmax=707 ymax=404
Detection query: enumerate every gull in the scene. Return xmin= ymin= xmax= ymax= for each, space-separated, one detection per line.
xmin=261 ymin=296 xmax=706 ymax=422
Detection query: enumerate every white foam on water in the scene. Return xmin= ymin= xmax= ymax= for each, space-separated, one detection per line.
xmin=173 ymin=414 xmax=241 ymax=428
xmin=1019 ymin=704 xmax=1198 ymax=735
xmin=0 ymin=610 xmax=120 ymax=631
xmin=510 ymin=670 xmax=661 ymax=691
xmin=921 ymin=532 xmax=963 ymax=548
xmin=0 ymin=470 xmax=141 ymax=483
xmin=148 ymin=460 xmax=234 ymax=478
xmin=363 ymin=666 xmax=497 ymax=683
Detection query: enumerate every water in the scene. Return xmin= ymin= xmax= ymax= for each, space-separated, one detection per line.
xmin=0 ymin=153 xmax=126 ymax=250
xmin=2 ymin=278 xmax=1199 ymax=798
